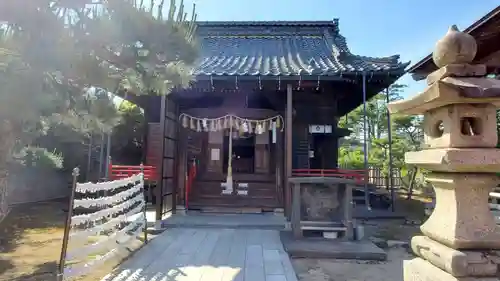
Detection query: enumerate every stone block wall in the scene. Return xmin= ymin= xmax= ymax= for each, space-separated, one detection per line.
xmin=7 ymin=167 xmax=70 ymax=205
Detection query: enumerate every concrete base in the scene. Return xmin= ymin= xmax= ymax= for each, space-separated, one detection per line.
xmin=154 ymin=220 xmax=162 ymax=229
xmin=404 ymin=258 xmax=498 ymax=281
xmin=147 ymin=220 xmax=167 ymax=235
xmin=175 ymin=206 xmax=187 ymax=215
xmin=146 ymin=226 xmax=167 ymax=235
xmin=280 ymin=231 xmax=387 ymax=261
xmin=161 ymin=212 xmax=286 ymax=229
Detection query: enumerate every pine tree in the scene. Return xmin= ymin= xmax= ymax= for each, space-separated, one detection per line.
xmin=0 ymin=0 xmax=199 ymax=206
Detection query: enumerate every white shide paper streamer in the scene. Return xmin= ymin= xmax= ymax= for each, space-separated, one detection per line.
xmin=63 ymin=173 xmax=146 ymax=280
xmin=73 ymin=183 xmax=143 ymax=208
xmin=76 ymin=174 xmax=142 ymax=193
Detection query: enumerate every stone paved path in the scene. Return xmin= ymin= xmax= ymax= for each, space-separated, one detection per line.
xmin=102 ymin=228 xmax=298 ymax=281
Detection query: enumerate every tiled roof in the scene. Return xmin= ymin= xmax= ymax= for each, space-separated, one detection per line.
xmin=192 ymin=21 xmax=409 ymax=78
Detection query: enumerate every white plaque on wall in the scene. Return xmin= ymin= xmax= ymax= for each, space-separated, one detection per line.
xmin=309 ymin=124 xmax=332 ymax=134
xmin=211 ymin=148 xmax=220 ymax=161
xmin=309 ymin=125 xmax=324 ymax=133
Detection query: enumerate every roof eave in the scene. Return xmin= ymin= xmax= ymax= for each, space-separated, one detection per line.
xmin=192 ymin=67 xmax=408 ymax=82
xmin=195 ymin=20 xmax=338 ymax=27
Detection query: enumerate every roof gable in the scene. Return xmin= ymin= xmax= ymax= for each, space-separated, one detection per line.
xmin=191 ymin=20 xmax=408 ymax=78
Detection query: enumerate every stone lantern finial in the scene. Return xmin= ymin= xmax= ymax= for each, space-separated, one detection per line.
xmin=432 ymin=25 xmax=477 ymax=68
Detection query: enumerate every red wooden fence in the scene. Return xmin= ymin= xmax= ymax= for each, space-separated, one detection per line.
xmin=108 ymin=161 xmax=158 ymax=181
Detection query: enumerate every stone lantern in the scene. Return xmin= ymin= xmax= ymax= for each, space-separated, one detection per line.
xmin=388 ymin=25 xmax=500 ymax=280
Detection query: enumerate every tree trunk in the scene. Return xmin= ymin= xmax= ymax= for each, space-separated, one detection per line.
xmin=406 ymin=166 xmax=418 ymax=200
xmin=0 ymin=120 xmax=16 ymax=219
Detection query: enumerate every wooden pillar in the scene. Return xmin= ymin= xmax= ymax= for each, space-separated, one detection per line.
xmin=291 ymin=182 xmax=302 ymax=238
xmin=276 ymin=129 xmax=284 ymax=207
xmin=342 ymin=183 xmax=354 ymax=240
xmin=285 ymin=84 xmax=293 ymax=219
xmin=177 ymin=127 xmax=187 ymax=207
xmin=156 ymin=95 xmax=166 ymax=223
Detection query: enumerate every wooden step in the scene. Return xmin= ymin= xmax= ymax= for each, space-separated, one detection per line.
xmin=301 ymin=226 xmax=347 ymax=231
xmin=199 ymin=207 xmax=263 ymax=214
xmin=191 ymin=194 xmax=276 ymax=200
xmin=191 ymin=182 xmax=277 ymax=198
xmin=188 ymin=198 xmax=279 ymax=210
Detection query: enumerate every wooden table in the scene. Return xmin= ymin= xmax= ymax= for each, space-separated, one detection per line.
xmin=288 ymin=177 xmax=356 ymax=240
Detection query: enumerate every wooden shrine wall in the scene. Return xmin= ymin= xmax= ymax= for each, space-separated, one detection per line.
xmin=146 ymin=123 xmax=162 ymax=168
xmin=160 ymin=96 xmax=178 ymax=216
xmin=292 ymin=103 xmax=339 ymax=169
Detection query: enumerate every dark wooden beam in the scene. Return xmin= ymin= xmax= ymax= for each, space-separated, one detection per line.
xmin=156 ymin=95 xmax=166 ymax=223
xmin=285 ymin=84 xmax=293 ymax=220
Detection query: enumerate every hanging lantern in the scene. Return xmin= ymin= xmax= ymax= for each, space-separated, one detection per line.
xmin=268 ymin=119 xmax=273 ymax=131
xmin=182 ymin=115 xmax=188 ymax=128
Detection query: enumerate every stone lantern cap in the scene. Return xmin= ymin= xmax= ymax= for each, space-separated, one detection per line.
xmin=387 ymin=77 xmax=500 ymax=115
xmin=388 ymin=25 xmax=500 ymax=116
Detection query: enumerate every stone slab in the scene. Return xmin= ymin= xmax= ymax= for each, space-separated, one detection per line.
xmin=404 ymin=257 xmax=498 ymax=281
xmin=405 ymin=148 xmax=500 ymax=173
xmin=279 ymin=231 xmax=387 ymax=261
xmin=161 ymin=212 xmax=286 ymax=229
xmin=103 ymin=228 xmax=298 ymax=281
xmin=411 ymin=236 xmax=499 ymax=277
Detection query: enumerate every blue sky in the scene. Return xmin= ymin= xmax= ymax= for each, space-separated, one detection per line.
xmin=181 ymin=0 xmax=499 ymax=98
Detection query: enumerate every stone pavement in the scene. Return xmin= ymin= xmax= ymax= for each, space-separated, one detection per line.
xmin=102 ymin=228 xmax=298 ymax=281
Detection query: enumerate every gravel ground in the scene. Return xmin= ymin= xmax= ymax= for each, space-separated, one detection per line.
xmin=292 ymin=247 xmax=413 ymax=281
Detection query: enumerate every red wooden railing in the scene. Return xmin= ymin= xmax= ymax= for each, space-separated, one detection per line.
xmin=108 ymin=161 xmax=158 ymax=181
xmin=185 ymin=160 xmax=197 ymax=209
xmin=291 ymin=169 xmax=366 ymax=183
